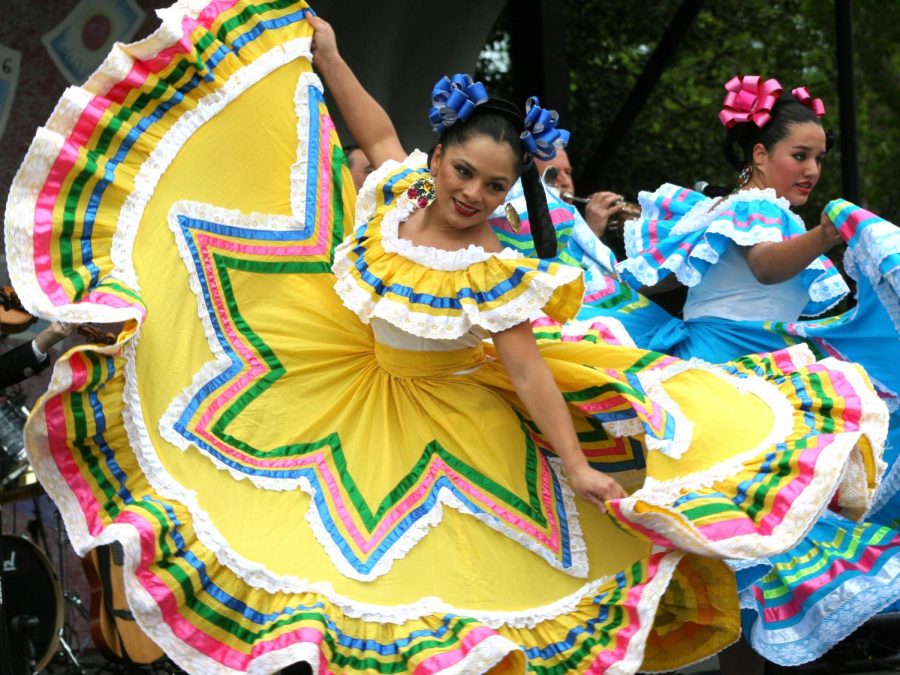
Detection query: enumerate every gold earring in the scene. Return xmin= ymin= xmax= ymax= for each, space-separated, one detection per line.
xmin=505 ymin=203 xmax=521 ymax=233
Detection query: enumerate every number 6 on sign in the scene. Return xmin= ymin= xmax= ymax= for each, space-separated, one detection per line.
xmin=0 ymin=44 xmax=20 ymax=141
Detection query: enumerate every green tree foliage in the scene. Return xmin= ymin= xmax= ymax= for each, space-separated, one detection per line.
xmin=479 ymin=1 xmax=898 ymax=223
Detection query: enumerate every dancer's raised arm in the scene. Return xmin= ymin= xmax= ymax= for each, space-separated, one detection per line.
xmin=309 ymin=15 xmax=405 ymax=168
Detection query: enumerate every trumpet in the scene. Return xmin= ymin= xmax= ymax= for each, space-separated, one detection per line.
xmin=607 ymin=200 xmax=642 ymax=231
xmin=541 ymin=166 xmax=588 ymax=204
xmin=563 ymin=192 xmax=589 ymax=205
xmin=541 ymin=167 xmax=640 ymax=230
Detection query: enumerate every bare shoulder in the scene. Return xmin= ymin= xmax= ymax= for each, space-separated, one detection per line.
xmin=474 ymin=225 xmax=504 ymax=253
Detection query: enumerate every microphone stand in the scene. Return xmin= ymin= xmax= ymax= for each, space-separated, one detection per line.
xmin=53 ymin=505 xmax=86 ymax=673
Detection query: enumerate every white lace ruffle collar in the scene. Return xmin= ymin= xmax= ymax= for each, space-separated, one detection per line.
xmin=378 ymin=197 xmax=523 ymax=272
xmin=621 ymin=184 xmax=849 ymax=314
xmin=667 ymin=186 xmax=802 ymax=239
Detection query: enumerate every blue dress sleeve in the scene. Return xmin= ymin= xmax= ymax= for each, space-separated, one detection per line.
xmin=827 ymin=198 xmax=900 ymax=330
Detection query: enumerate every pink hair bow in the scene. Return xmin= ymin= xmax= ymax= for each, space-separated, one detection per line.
xmin=791 ymin=86 xmax=826 ymax=117
xmin=719 ymin=75 xmax=784 ymax=128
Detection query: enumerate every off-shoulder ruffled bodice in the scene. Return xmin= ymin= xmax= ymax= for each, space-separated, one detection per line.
xmin=616 ymin=184 xmax=850 ymax=318
xmin=332 ymin=152 xmax=585 ymax=347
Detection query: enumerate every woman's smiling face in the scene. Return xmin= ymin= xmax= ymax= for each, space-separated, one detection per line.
xmin=430 ymin=135 xmax=518 ymax=229
xmin=750 ymin=121 xmax=827 ymax=207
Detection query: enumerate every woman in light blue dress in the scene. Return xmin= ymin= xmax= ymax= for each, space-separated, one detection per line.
xmin=494 ymin=75 xmax=900 ymax=668
xmin=612 ymin=75 xmax=900 ymax=667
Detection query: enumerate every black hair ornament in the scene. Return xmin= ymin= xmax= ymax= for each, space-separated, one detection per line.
xmin=518 ymin=97 xmax=570 ymax=259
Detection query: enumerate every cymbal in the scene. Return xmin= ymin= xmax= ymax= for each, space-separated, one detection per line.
xmin=0 ymin=469 xmax=44 ymax=503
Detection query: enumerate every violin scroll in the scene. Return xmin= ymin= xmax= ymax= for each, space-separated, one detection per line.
xmin=0 ymin=286 xmax=118 ymax=345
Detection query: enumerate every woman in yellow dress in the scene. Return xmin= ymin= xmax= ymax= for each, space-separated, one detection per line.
xmin=6 ymin=3 xmax=887 ymax=673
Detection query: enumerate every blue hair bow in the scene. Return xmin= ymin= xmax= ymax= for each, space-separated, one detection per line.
xmin=429 ymin=74 xmax=489 ymax=132
xmin=520 ymin=97 xmax=570 ymax=161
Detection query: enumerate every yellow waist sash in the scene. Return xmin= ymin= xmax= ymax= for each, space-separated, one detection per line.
xmin=374 ymin=341 xmax=486 ymax=378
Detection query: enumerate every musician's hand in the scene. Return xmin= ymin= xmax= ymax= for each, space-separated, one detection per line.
xmin=33 ymin=321 xmax=77 ymax=353
xmin=584 ymin=191 xmax=625 ymax=237
xmin=567 ymin=464 xmax=628 ymax=513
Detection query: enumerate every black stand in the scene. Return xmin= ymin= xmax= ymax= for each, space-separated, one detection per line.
xmin=10 ymin=614 xmax=40 ymax=672
xmin=29 ymin=498 xmax=86 ymax=674
xmin=1 ymin=389 xmax=27 ymax=674
xmin=53 ymin=506 xmax=86 ymax=674
xmin=1 ymin=491 xmax=21 ymax=675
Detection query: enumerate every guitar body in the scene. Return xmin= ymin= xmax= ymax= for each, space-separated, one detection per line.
xmin=82 ymin=544 xmax=163 ymax=665
xmin=0 ymin=286 xmax=38 ymax=333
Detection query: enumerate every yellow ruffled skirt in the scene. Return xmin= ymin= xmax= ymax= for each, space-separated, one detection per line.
xmin=24 ymin=271 xmax=875 ymax=673
xmin=7 ymin=1 xmax=885 ymax=670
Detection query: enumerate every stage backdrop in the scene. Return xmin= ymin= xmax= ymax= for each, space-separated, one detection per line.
xmin=0 ymin=0 xmax=505 ymax=257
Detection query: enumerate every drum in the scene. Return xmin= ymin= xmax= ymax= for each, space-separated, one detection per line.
xmin=1 ymin=535 xmax=63 ymax=672
xmin=0 ymin=401 xmax=29 ymax=487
